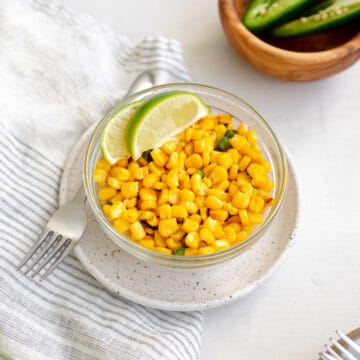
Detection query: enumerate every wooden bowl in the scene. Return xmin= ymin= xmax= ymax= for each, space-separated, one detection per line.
xmin=219 ymin=0 xmax=360 ymax=81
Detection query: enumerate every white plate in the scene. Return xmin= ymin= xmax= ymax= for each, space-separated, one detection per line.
xmin=59 ymin=126 xmax=300 ymax=311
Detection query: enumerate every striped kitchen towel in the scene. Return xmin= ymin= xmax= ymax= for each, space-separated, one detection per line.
xmin=0 ymin=1 xmax=202 ymax=359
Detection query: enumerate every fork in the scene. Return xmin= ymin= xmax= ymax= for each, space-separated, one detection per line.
xmin=17 ymin=185 xmax=87 ymax=280
xmin=319 ymin=330 xmax=360 ymax=360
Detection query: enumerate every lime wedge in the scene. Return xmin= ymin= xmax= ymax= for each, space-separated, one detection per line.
xmin=101 ymin=100 xmax=143 ymax=164
xmin=126 ymin=91 xmax=210 ymax=160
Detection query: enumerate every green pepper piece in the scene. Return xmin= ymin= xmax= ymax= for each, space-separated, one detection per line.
xmin=272 ymin=0 xmax=360 ymax=37
xmin=174 ymin=248 xmax=186 ymax=255
xmin=215 ymin=137 xmax=232 ymax=152
xmin=224 ymin=129 xmax=237 ymax=138
xmin=243 ymin=0 xmax=314 ymax=33
xmin=197 ymin=170 xmax=205 ymax=179
xmin=142 ymin=150 xmax=153 ymax=162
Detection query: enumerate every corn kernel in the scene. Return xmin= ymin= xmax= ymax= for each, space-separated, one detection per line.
xmin=229 ymin=135 xmax=249 ymax=153
xmin=98 ymin=187 xmax=117 ymax=201
xmin=249 ymin=196 xmax=265 ymax=213
xmin=228 ymin=149 xmax=240 ymax=164
xmin=228 ymin=182 xmax=238 ymax=197
xmin=224 ymin=225 xmax=237 ymax=242
xmin=171 ymin=229 xmax=186 ymax=242
xmin=198 ymin=246 xmax=215 ymax=255
xmin=110 ymin=192 xmax=124 ymax=203
xmin=226 ymin=222 xmax=242 ymax=233
xmin=153 ymin=181 xmax=167 ymax=190
xmin=155 ymin=247 xmax=172 ymax=255
xmin=204 ymin=195 xmax=223 ymax=210
xmin=224 ymin=202 xmax=238 ymax=215
xmin=214 ymin=124 xmax=227 ymax=138
xmin=214 ymin=179 xmax=230 ymax=191
xmin=185 ymin=248 xmax=198 ymax=256
xmin=179 ymin=189 xmax=195 ymax=202
xmin=111 ymin=167 xmax=130 ymax=181
xmin=184 ymin=127 xmax=194 ymax=142
xmin=167 ymin=168 xmax=179 ymax=188
xmin=232 ymin=192 xmax=251 ymax=209
xmin=200 ymin=207 xmax=208 ymax=221
xmin=113 ymin=218 xmax=130 ymax=234
xmin=204 ymin=163 xmax=217 ymax=177
xmin=182 ymin=218 xmax=199 ymax=233
xmin=142 ymin=173 xmax=160 ymax=188
xmin=181 ymin=174 xmax=191 ymax=189
xmin=246 ymin=129 xmax=258 ymax=146
xmin=171 ymin=205 xmax=188 ymax=218
xmin=139 ymin=188 xmax=157 ymax=202
xmin=209 ymin=209 xmax=229 ymax=222
xmin=138 ymin=239 xmax=155 ymax=249
xmin=158 ymin=218 xmax=179 ymax=237
xmin=239 ymin=155 xmax=252 ymax=172
xmin=166 ymin=237 xmax=182 ymax=250
xmin=192 ymin=129 xmax=205 ymax=140
xmin=123 ymin=208 xmax=138 ymax=223
xmin=96 ymin=159 xmax=111 ymax=172
xmin=181 ymin=200 xmax=198 ymax=214
xmin=202 ymin=151 xmax=211 ymax=167
xmin=228 ymin=164 xmax=239 ymax=180
xmin=185 ymin=154 xmax=203 ymax=169
xmin=247 ymin=163 xmax=266 ymax=177
xmin=147 ymin=216 xmax=159 ymax=227
xmin=168 ymin=188 xmax=180 ymax=204
xmin=129 ymin=221 xmax=146 ymax=241
xmin=166 ymin=152 xmax=179 ymax=170
xmin=248 ymin=212 xmax=262 ymax=224
xmin=199 ymin=115 xmax=216 ymax=129
xmin=148 ymin=162 xmax=165 ymax=175
xmin=159 ymin=204 xmax=172 ymax=219
xmin=158 ymin=189 xmax=169 ymax=205
xmin=93 ymin=168 xmax=107 ymax=185
xmin=203 ymin=217 xmax=224 ymax=238
xmin=154 ymin=231 xmax=167 ymax=247
xmin=217 ymin=153 xmax=233 ymax=169
xmin=239 ymin=209 xmax=250 ymax=225
xmin=138 ymin=210 xmax=155 ymax=220
xmin=209 ymin=166 xmax=228 ymax=184
xmin=199 ymin=228 xmax=215 ymax=244
xmin=150 ymin=148 xmax=168 ymax=167
xmin=123 ymin=197 xmax=137 ymax=208
xmin=235 ymin=231 xmax=248 ymax=243
xmin=213 ymin=239 xmax=230 ymax=251
xmin=121 ymin=182 xmax=139 ymax=199
xmin=185 ymin=232 xmax=200 ymax=248
xmin=162 ymin=141 xmax=177 ymax=155
xmin=195 ymin=195 xmax=205 ymax=208
xmin=190 ymin=213 xmax=202 ymax=223
xmin=237 ymin=123 xmax=248 ymax=135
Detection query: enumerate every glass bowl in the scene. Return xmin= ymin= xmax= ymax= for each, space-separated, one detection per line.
xmin=83 ymin=83 xmax=287 ymax=268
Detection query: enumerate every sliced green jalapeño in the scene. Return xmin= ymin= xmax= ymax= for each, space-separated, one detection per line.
xmin=242 ymin=0 xmax=314 ymax=33
xmin=272 ymin=0 xmax=360 ymax=37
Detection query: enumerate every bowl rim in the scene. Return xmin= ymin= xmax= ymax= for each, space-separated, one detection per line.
xmin=83 ymin=82 xmax=288 ymax=266
xmin=219 ymin=0 xmax=360 ymax=60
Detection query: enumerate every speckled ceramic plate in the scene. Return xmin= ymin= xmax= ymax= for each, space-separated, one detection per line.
xmin=59 ymin=126 xmax=300 ymax=312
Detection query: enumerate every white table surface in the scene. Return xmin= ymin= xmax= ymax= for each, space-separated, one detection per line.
xmin=58 ymin=1 xmax=360 ymax=358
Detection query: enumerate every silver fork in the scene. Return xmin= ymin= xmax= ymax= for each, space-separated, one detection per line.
xmin=319 ymin=330 xmax=360 ymax=360
xmin=17 ymin=69 xmax=177 ymax=280
xmin=17 ymin=186 xmax=87 ymax=280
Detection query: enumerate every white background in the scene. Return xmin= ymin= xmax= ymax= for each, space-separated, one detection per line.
xmin=58 ymin=1 xmax=360 ymax=359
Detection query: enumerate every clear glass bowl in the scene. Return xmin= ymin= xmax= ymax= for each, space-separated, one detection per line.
xmin=83 ymin=83 xmax=287 ymax=268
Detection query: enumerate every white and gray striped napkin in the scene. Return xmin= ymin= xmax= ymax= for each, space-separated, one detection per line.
xmin=0 ymin=1 xmax=202 ymax=359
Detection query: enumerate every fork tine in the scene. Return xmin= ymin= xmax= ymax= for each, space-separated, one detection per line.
xmin=29 ymin=235 xmax=67 ymax=278
xmin=331 ymin=338 xmax=358 ymax=360
xmin=40 ymin=238 xmax=73 ymax=281
xmin=23 ymin=233 xmax=62 ymax=275
xmin=336 ymin=331 xmax=360 ymax=356
xmin=319 ymin=352 xmax=338 ymax=360
xmin=325 ymin=345 xmax=342 ymax=359
xmin=17 ymin=229 xmax=53 ymax=270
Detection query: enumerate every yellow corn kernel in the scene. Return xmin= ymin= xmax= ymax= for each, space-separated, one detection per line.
xmin=123 ymin=197 xmax=137 ymax=208
xmin=180 ymin=189 xmax=195 ymax=202
xmin=239 ymin=209 xmax=250 ymax=225
xmin=198 ymin=247 xmax=215 ymax=255
xmin=226 ymin=222 xmax=242 ymax=233
xmin=191 ymin=172 xmax=202 ymax=191
xmin=217 ymin=113 xmax=232 ymax=124
xmin=228 ymin=182 xmax=238 ymax=197
xmin=235 ymin=231 xmax=248 ymax=243
xmin=187 ymin=167 xmax=198 ymax=175
xmin=207 ymin=189 xmax=226 ymax=200
xmin=153 ymin=181 xmax=167 ymax=190
xmin=193 ymin=139 xmax=205 ymax=153
xmin=228 ymin=149 xmax=240 ymax=164
xmin=184 ymin=127 xmax=194 ymax=142
xmin=96 ymin=159 xmax=111 ymax=172
xmin=237 ymin=123 xmax=248 ymax=135
xmin=130 ymin=221 xmax=146 ymax=241
xmin=158 ymin=218 xmax=179 ymax=237
xmin=154 ymin=231 xmax=167 ymax=247
xmin=139 ymin=188 xmax=157 ymax=201
xmin=224 ymin=225 xmax=237 ymax=242
xmin=158 ymin=189 xmax=169 ymax=205
xmin=138 ymin=239 xmax=155 ymax=249
xmin=210 ymin=151 xmax=220 ymax=163
xmin=166 ymin=168 xmax=179 ymax=188
xmin=229 ymin=135 xmax=249 ymax=153
xmin=232 ymin=192 xmax=251 ymax=209
xmin=110 ymin=192 xmax=124 ymax=203
xmin=246 ymin=148 xmax=262 ymax=162
xmin=248 ymin=212 xmax=262 ymax=224
xmin=158 ymin=204 xmax=172 ymax=219
xmin=214 ymin=179 xmax=230 ymax=191
xmin=184 ymin=142 xmax=193 ymax=157
xmin=182 ymin=218 xmax=199 ymax=233
xmin=252 ymin=176 xmax=274 ymax=190
xmin=113 ymin=218 xmax=130 ymax=234
xmin=214 ymin=124 xmax=227 ymax=138
xmin=189 ymin=213 xmax=202 ymax=223
xmin=200 ymin=207 xmax=208 ymax=221
xmin=144 ymin=226 xmax=155 ymax=235
xmin=180 ymin=200 xmax=198 ymax=214
xmin=138 ymin=210 xmax=155 ymax=220
xmin=107 ymin=177 xmax=121 ymax=190
xmin=247 ymin=163 xmax=266 ymax=177
xmin=123 ymin=208 xmax=138 ymax=223
xmin=217 ymin=153 xmax=233 ymax=170
xmin=181 ymin=174 xmax=191 ymax=189
xmin=111 ymin=167 xmax=130 ymax=182
xmin=127 ymin=161 xmax=140 ymax=179
xmin=120 ymin=182 xmax=139 ymax=201
xmin=259 ymin=158 xmax=272 ymax=172
xmin=203 ymin=217 xmax=224 ymax=238
xmin=168 ymin=188 xmax=180 ymax=204
xmin=241 ymin=183 xmax=253 ymax=195
xmin=203 ymin=177 xmax=212 ymax=188
xmin=162 ymin=141 xmax=177 ymax=155
xmin=246 ymin=129 xmax=258 ymax=146
xmin=198 ymin=115 xmax=215 ymax=129
xmin=147 ymin=216 xmax=158 ymax=227
xmin=155 ymin=247 xmax=172 ymax=255
xmin=171 ymin=229 xmax=186 ymax=242
xmin=148 ymin=162 xmax=165 ymax=175
xmin=139 ymin=200 xmax=157 ymax=210
xmin=142 ymin=173 xmax=160 ymax=188
xmin=191 ymin=129 xmax=205 ymax=140
xmin=98 ymin=187 xmax=117 ymax=201
xmin=165 ymin=237 xmax=181 ymax=250
xmin=213 ymin=239 xmax=230 ymax=251
xmin=185 ymin=154 xmax=203 ymax=169
xmin=204 ymin=163 xmax=217 ymax=177
xmin=171 ymin=205 xmax=188 ymax=219
xmin=93 ymin=168 xmax=107 ymax=185
xmin=199 ymin=228 xmax=215 ymax=244
xmin=209 ymin=166 xmax=228 ymax=184
xmin=204 ymin=195 xmax=223 ymax=210
xmin=185 ymin=232 xmax=200 ymax=248
xmin=201 ymin=152 xmax=210 ymax=168
xmin=228 ymin=164 xmax=239 ymax=180
xmin=209 ymin=209 xmax=229 ymax=222
xmin=238 ymin=155 xmax=251 ymax=172
xmin=150 ymin=148 xmax=168 ymax=167
xmin=224 ymin=202 xmax=238 ymax=216
xmin=185 ymin=248 xmax=198 ymax=256
xmin=195 ymin=196 xmax=205 ymax=208
xmin=249 ymin=196 xmax=265 ymax=213
xmin=165 ymin=152 xmax=178 ymax=170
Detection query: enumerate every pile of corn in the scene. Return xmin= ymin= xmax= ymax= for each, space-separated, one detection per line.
xmin=94 ymin=114 xmax=274 ymax=256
